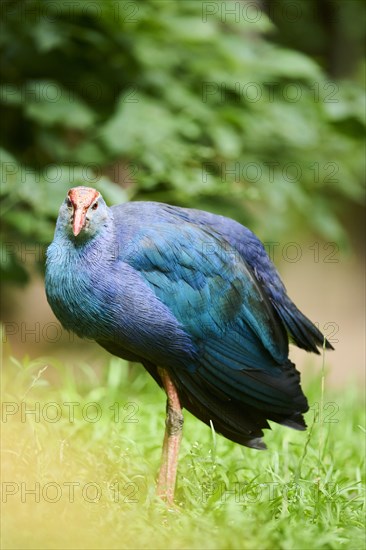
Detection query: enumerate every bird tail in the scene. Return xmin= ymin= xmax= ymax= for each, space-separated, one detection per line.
xmin=273 ymin=299 xmax=334 ymax=354
xmin=161 ymin=362 xmax=308 ymax=450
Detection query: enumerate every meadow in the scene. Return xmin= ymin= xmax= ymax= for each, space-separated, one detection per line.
xmin=2 ymin=351 xmax=364 ymax=550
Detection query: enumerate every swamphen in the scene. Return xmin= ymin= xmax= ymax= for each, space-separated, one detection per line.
xmin=45 ymin=186 xmax=333 ymax=503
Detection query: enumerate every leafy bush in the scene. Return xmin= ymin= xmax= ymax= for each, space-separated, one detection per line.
xmin=1 ymin=0 xmax=364 ymax=283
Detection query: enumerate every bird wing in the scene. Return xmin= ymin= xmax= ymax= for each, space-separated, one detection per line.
xmin=112 ymin=201 xmax=333 ymax=353
xmin=123 ymin=221 xmax=308 ymax=421
xmin=160 ymin=205 xmax=333 ymax=354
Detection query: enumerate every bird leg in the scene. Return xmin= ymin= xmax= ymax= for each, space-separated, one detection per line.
xmin=156 ymin=367 xmax=184 ymax=504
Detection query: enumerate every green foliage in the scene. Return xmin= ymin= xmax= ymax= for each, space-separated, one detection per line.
xmin=2 ymin=353 xmax=365 ymax=549
xmin=263 ymin=0 xmax=366 ymax=80
xmin=1 ymin=0 xmax=365 ymax=283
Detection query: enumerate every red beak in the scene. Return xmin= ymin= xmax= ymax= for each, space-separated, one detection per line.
xmin=72 ymin=207 xmax=87 ymax=236
xmin=67 ymin=186 xmax=100 ymax=236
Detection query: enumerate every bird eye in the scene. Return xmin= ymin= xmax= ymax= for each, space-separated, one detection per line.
xmin=91 ymin=202 xmax=98 ymax=210
xmin=66 ymin=198 xmax=72 ymax=208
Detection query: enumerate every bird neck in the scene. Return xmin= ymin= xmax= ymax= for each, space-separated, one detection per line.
xmin=48 ymin=213 xmax=117 ymax=272
xmin=45 ymin=213 xmax=118 ymax=339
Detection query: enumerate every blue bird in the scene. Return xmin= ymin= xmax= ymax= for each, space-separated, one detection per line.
xmin=45 ymin=186 xmax=333 ymax=503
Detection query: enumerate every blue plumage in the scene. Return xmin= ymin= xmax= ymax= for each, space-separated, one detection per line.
xmin=46 ymin=188 xmax=333 ymax=450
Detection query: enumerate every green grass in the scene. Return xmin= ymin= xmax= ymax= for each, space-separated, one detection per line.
xmin=1 ymin=353 xmax=365 ymax=550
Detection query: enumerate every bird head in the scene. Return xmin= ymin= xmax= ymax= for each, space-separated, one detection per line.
xmin=59 ymin=186 xmax=110 ymax=240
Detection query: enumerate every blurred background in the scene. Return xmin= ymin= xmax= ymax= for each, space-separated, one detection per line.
xmin=1 ymin=0 xmax=365 ymax=386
